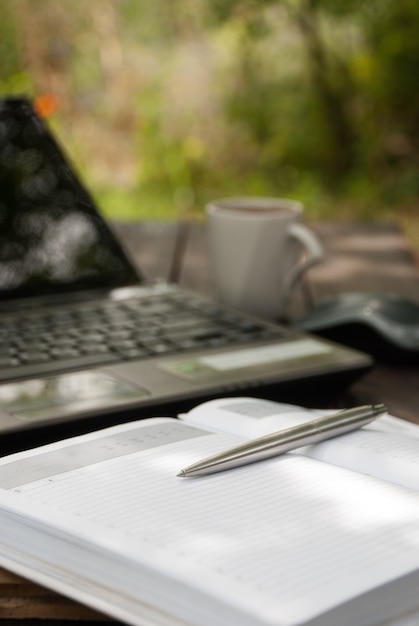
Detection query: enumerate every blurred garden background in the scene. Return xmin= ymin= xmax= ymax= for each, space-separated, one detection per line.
xmin=1 ymin=0 xmax=419 ymax=245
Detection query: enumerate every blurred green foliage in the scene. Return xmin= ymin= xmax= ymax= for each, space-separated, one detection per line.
xmin=0 ymin=0 xmax=418 ymax=221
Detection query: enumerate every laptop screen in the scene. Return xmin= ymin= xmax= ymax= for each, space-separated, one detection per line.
xmin=0 ymin=98 xmax=141 ymax=302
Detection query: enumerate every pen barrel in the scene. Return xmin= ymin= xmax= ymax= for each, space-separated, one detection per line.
xmin=256 ymin=409 xmax=374 ymax=452
xmin=216 ymin=405 xmax=383 ymax=466
xmin=181 ymin=404 xmax=386 ymax=476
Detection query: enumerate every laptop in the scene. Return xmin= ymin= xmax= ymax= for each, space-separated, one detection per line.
xmin=0 ymin=97 xmax=372 ymax=442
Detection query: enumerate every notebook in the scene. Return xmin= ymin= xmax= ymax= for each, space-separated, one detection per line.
xmin=0 ymin=397 xmax=419 ymax=626
xmin=0 ymin=97 xmax=372 ymax=440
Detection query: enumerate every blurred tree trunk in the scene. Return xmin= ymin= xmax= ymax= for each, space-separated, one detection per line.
xmin=291 ymin=0 xmax=357 ymax=181
xmin=90 ymin=0 xmax=124 ymax=94
xmin=10 ymin=0 xmax=74 ymax=107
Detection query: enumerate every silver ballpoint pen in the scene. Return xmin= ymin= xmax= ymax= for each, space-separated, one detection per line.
xmin=177 ymin=403 xmax=387 ymax=477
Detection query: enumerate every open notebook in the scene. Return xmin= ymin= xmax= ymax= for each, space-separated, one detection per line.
xmin=0 ymin=396 xmax=418 ymax=626
xmin=0 ymin=97 xmax=372 ymax=439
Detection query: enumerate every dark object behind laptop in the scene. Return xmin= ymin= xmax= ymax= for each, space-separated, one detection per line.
xmin=0 ymin=97 xmax=372 ymax=448
xmin=296 ymin=292 xmax=419 ymax=364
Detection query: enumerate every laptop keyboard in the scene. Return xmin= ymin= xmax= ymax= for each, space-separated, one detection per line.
xmin=0 ymin=292 xmax=284 ymax=382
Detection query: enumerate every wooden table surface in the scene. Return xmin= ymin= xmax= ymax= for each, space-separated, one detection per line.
xmin=1 ymin=219 xmax=419 ymax=623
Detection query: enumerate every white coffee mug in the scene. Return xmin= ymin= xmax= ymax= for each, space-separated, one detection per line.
xmin=206 ymin=197 xmax=323 ymax=320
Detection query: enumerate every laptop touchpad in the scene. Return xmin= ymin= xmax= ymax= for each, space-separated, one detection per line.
xmin=0 ymin=372 xmax=149 ymax=421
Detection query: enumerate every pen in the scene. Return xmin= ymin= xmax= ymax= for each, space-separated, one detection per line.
xmin=177 ymin=403 xmax=387 ymax=477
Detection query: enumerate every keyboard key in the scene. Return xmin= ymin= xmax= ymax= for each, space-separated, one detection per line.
xmin=22 ymin=352 xmax=51 ymax=364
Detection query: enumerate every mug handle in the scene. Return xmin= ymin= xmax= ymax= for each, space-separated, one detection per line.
xmin=279 ymin=223 xmax=324 ymax=302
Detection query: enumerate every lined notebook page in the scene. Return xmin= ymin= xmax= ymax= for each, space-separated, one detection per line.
xmin=182 ymin=397 xmax=419 ymax=492
xmin=1 ymin=418 xmax=419 ymax=626
xmin=180 ymin=396 xmax=322 ymax=438
xmin=182 ymin=396 xmax=419 ymax=439
xmin=304 ymin=428 xmax=419 ymax=491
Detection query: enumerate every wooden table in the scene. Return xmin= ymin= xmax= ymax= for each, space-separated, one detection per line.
xmin=1 ymin=219 xmax=419 ymax=623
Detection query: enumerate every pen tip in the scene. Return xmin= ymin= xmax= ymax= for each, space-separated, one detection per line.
xmin=373 ymin=403 xmax=387 ymax=414
xmin=177 ymin=470 xmax=185 ymax=477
